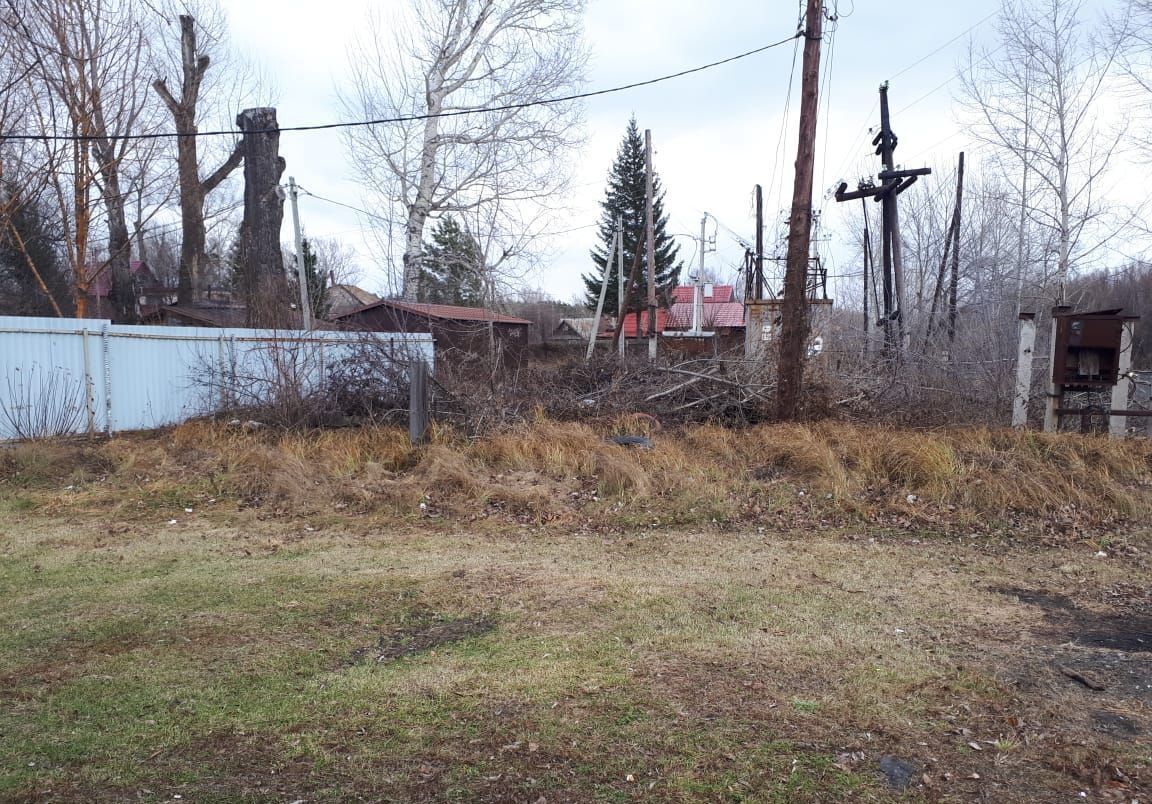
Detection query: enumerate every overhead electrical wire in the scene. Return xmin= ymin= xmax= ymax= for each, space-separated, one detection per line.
xmin=830 ymin=9 xmax=1000 ymax=184
xmin=299 ymin=188 xmax=601 ymax=239
xmin=0 ymin=32 xmax=803 ymax=143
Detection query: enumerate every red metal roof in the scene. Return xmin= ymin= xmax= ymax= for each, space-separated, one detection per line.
xmin=333 ymin=298 xmax=531 ymax=325
xmin=616 ymin=309 xmax=669 ymax=338
xmin=671 ymin=284 xmax=735 ymax=304
xmin=666 ymin=301 xmax=746 ymax=329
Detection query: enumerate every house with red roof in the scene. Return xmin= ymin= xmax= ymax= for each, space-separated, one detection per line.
xmin=329 ymin=298 xmax=532 ymax=368
xmin=612 ymin=284 xmax=745 ymax=353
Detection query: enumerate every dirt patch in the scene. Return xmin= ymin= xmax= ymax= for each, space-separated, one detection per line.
xmin=1092 ymin=709 xmax=1144 ymax=739
xmin=349 ymin=614 xmax=496 ymax=664
xmin=994 ymin=586 xmax=1152 ymax=654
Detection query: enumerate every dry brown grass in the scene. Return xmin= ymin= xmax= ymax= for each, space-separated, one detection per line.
xmin=3 ymin=418 xmax=1149 ymax=531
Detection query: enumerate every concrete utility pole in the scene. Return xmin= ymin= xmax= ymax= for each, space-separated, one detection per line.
xmin=693 ymin=213 xmax=707 ymax=333
xmin=237 ymin=107 xmax=289 ymax=328
xmin=645 ymin=129 xmax=657 ymax=361
xmin=1109 ymin=320 xmax=1135 ymax=438
xmin=776 ymin=0 xmax=822 ymax=421
xmin=587 ymin=220 xmax=618 ymax=361
xmin=287 ymin=177 xmax=313 ymax=330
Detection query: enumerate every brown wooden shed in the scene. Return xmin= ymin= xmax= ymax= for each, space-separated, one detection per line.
xmin=330 ymin=299 xmax=531 ymax=369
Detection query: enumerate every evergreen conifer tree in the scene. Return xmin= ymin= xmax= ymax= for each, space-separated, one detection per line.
xmin=582 ymin=118 xmax=681 ymax=312
xmin=300 ymin=238 xmax=332 ymax=320
xmin=0 ymin=187 xmax=73 ymax=316
xmin=419 ymin=216 xmax=485 ymax=306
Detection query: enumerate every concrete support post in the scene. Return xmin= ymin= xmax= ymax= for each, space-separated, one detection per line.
xmin=1109 ymin=320 xmax=1135 ymax=439
xmin=1012 ymin=313 xmax=1036 ymax=429
xmin=1043 ymin=311 xmax=1063 ymax=433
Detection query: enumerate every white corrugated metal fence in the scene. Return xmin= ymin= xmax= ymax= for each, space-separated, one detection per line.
xmin=0 ymin=316 xmax=433 ymax=440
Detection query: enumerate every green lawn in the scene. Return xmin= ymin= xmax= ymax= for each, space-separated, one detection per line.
xmin=1 ymin=511 xmax=1149 ymax=802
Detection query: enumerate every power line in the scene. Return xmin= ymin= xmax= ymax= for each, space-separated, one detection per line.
xmin=766 ymin=2 xmax=805 ymax=214
xmin=830 ymin=9 xmax=1000 ymax=183
xmin=0 ymin=33 xmax=803 ymax=143
xmin=299 ymin=188 xmax=600 ymax=239
xmin=887 ymin=10 xmax=998 ymax=82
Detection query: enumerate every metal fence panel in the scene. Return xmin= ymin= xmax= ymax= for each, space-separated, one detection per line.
xmin=0 ymin=316 xmax=433 ymax=440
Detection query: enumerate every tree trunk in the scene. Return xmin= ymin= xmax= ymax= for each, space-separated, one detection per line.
xmin=402 ymin=86 xmax=444 ymax=302
xmin=154 ymin=15 xmax=243 ymax=306
xmin=237 ymin=107 xmax=289 ymax=328
xmin=93 ymin=138 xmax=136 ymax=323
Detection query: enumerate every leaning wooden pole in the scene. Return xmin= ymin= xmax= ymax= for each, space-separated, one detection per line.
xmin=947 ymin=151 xmax=965 ymax=343
xmin=776 ymin=0 xmax=822 ymax=421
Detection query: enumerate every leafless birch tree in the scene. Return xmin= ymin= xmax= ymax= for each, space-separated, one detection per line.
xmin=959 ymin=0 xmax=1123 ymax=305
xmin=341 ymin=0 xmax=586 ymax=301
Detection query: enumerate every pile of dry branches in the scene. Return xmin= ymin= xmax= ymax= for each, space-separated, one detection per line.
xmin=430 ymin=349 xmax=788 ymax=435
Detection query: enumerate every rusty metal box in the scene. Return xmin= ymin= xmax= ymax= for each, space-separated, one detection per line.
xmin=1052 ymin=309 xmax=1131 ymax=388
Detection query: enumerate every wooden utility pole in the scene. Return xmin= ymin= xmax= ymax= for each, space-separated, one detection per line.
xmin=615 ymin=226 xmax=646 ymax=354
xmin=877 ymin=84 xmax=907 ymax=348
xmin=236 ymin=107 xmax=289 ymax=328
xmin=644 ymin=129 xmax=657 ymax=361
xmin=754 ymin=184 xmax=765 ymax=300
xmin=834 ymin=83 xmax=931 ymax=355
xmin=776 ymin=0 xmax=822 ymax=421
xmin=924 ymin=151 xmax=964 ymax=350
xmin=860 ymin=197 xmax=871 ymax=343
xmin=947 ymin=151 xmax=965 ymax=343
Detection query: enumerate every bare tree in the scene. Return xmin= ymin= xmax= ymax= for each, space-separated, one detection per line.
xmin=1113 ymin=0 xmax=1152 ymax=161
xmin=151 ymin=0 xmax=261 ymax=305
xmin=309 ymin=235 xmax=363 ymax=288
xmin=959 ymin=0 xmax=1124 ymax=304
xmin=341 ymin=0 xmax=587 ymax=301
xmin=4 ymin=0 xmax=163 ymax=321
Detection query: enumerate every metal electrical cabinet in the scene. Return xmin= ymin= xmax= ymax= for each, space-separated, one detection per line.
xmin=1051 ymin=308 xmax=1136 ymax=388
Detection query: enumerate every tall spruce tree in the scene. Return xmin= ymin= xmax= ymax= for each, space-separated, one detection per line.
xmin=420 ymin=216 xmax=485 ymax=306
xmin=582 ymin=118 xmax=681 ymax=312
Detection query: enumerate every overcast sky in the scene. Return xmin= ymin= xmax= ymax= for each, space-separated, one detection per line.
xmin=221 ymin=0 xmax=1126 ymax=305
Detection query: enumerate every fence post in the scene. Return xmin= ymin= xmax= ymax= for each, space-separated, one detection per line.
xmin=1012 ymin=313 xmax=1036 ymax=428
xmin=81 ymin=328 xmax=97 ymax=437
xmin=1042 ymin=310 xmax=1063 ymax=433
xmin=409 ymin=356 xmax=430 ymax=445
xmin=101 ymin=323 xmax=113 ymax=434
